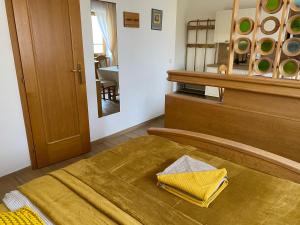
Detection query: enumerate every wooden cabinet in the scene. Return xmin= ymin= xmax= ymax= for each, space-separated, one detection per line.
xmin=165 ymin=88 xmax=300 ymax=163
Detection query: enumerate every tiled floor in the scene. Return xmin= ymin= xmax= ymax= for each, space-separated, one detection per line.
xmin=0 ymin=116 xmax=164 ymax=200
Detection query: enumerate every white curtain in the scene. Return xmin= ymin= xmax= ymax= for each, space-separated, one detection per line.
xmin=91 ymin=0 xmax=112 ymax=60
xmin=106 ymin=3 xmax=118 ymax=65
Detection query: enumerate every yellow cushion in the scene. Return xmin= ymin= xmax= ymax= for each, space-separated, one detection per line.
xmin=0 ymin=207 xmax=45 ymax=225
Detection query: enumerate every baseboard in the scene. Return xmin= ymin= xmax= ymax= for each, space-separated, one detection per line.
xmin=91 ymin=115 xmax=164 ymax=144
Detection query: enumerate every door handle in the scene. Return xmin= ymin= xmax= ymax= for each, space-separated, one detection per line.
xmin=71 ymin=63 xmax=83 ymax=84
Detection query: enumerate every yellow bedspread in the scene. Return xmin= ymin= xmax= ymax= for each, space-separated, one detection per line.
xmin=0 ymin=204 xmax=8 ymax=213
xmin=16 ymin=136 xmax=300 ymax=225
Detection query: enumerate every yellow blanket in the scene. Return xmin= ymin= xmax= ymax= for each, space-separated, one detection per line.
xmin=157 ymin=169 xmax=228 ymax=207
xmin=0 ymin=205 xmax=8 ymax=213
xmin=19 ymin=165 xmax=201 ymax=225
xmin=14 ymin=135 xmax=300 ymax=225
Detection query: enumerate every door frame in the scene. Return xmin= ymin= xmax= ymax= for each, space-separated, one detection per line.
xmin=5 ymin=0 xmax=37 ymax=169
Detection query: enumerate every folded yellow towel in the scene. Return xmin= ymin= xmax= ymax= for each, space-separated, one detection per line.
xmin=157 ymin=156 xmax=228 ymax=208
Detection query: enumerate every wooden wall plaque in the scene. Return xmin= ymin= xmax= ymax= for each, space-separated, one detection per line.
xmin=123 ymin=12 xmax=140 ymax=28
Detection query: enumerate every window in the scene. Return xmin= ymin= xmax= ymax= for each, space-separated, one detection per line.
xmin=91 ymin=15 xmax=105 ymax=54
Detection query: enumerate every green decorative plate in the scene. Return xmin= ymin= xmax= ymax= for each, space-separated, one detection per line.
xmin=287 ymin=15 xmax=300 ymax=35
xmin=254 ymin=58 xmax=273 ymax=74
xmin=257 ymin=38 xmax=275 ymax=55
xmin=262 ymin=0 xmax=283 ymax=14
xmin=279 ymin=59 xmax=299 ymax=77
xmin=234 ymin=37 xmax=251 ymax=54
xmin=236 ymin=17 xmax=254 ymax=35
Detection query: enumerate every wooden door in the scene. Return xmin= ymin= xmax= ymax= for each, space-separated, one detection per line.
xmin=10 ymin=0 xmax=90 ymax=168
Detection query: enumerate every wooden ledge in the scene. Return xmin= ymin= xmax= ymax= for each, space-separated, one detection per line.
xmin=148 ymin=128 xmax=300 ymax=183
xmin=168 ymin=70 xmax=300 ymax=98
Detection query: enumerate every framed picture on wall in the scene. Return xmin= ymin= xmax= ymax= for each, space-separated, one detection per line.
xmin=151 ymin=9 xmax=163 ymax=31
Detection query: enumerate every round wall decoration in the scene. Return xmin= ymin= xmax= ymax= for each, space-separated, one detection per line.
xmin=262 ymin=0 xmax=283 ymax=14
xmin=261 ymin=16 xmax=280 ymax=35
xmin=287 ymin=15 xmax=300 ymax=34
xmin=257 ymin=38 xmax=276 ymax=55
xmin=282 ymin=38 xmax=300 ymax=57
xmin=234 ymin=37 xmax=251 ymax=54
xmin=254 ymin=57 xmax=273 ymax=74
xmin=279 ymin=59 xmax=299 ymax=77
xmin=236 ymin=17 xmax=254 ymax=35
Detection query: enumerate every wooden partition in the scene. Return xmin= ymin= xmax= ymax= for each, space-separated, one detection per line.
xmin=166 ymin=70 xmax=300 ymax=163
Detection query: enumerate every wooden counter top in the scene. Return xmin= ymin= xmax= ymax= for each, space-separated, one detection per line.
xmin=167 ymin=70 xmax=300 ymax=98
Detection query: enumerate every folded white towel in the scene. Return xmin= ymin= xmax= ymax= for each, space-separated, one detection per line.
xmin=157 ymin=155 xmax=228 ymax=193
xmin=3 ymin=190 xmax=54 ymax=225
xmin=158 ymin=155 xmax=217 ymax=175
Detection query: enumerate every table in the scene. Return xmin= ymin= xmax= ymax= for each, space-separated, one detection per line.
xmin=98 ymin=66 xmax=119 ymax=87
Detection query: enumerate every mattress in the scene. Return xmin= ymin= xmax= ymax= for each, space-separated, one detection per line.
xmin=3 ymin=135 xmax=300 ymax=225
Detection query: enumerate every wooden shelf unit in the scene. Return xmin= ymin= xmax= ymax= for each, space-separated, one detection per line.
xmin=187 ymin=24 xmax=215 ymax=31
xmin=185 ymin=19 xmax=216 ymax=72
xmin=186 ymin=43 xmax=216 ymax=48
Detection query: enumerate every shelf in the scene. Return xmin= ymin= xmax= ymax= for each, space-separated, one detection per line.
xmin=167 ymin=70 xmax=300 ymax=98
xmin=187 ymin=25 xmax=215 ymax=30
xmin=187 ymin=43 xmax=216 ymax=48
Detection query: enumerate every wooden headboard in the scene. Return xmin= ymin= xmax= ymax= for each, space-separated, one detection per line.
xmin=166 ymin=70 xmax=300 ymax=163
xmin=148 ymin=128 xmax=300 ymax=184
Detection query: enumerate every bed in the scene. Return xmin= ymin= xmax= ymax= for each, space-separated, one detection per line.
xmin=1 ymin=128 xmax=300 ymax=225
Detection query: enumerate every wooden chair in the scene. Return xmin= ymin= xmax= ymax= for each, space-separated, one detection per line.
xmin=100 ymin=80 xmax=117 ymax=101
xmin=96 ymin=55 xmax=110 ymax=69
xmin=95 ymin=55 xmax=117 ymax=102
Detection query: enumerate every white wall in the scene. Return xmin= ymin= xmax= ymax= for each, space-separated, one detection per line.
xmin=80 ymin=0 xmax=178 ymax=141
xmin=0 ymin=1 xmax=31 ymax=177
xmin=174 ymin=0 xmax=188 ymax=70
xmin=183 ymin=0 xmax=255 ymax=21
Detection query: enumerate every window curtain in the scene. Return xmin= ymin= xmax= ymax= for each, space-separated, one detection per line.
xmin=106 ymin=3 xmax=118 ymax=66
xmin=91 ymin=0 xmax=118 ymax=66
